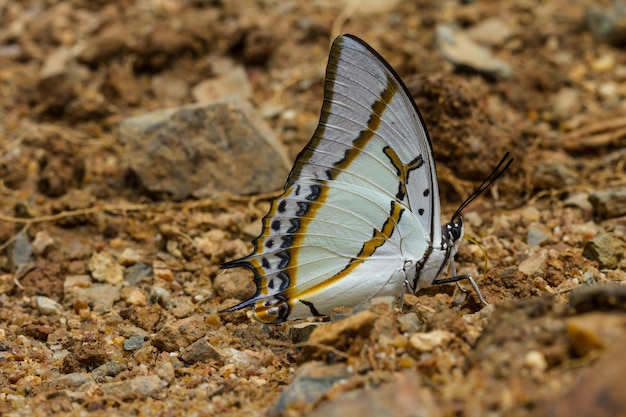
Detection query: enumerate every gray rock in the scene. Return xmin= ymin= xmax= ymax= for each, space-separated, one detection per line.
xmin=589 ymin=187 xmax=626 ymax=220
xmin=34 ymin=296 xmax=64 ymax=315
xmin=125 ymin=262 xmax=153 ymax=285
xmin=180 ymin=338 xmax=221 ymax=364
xmin=118 ymin=100 xmax=290 ymax=200
xmin=585 ymin=1 xmax=626 ymax=44
xmin=273 ymin=362 xmax=352 ymax=414
xmin=73 ymin=284 xmax=121 ymax=313
xmin=11 ymin=234 xmax=33 ymax=268
xmin=91 ymin=360 xmax=127 ymax=378
xmin=582 ymin=233 xmax=624 ymax=269
xmin=149 ymin=286 xmax=172 ymax=310
xmin=436 ymin=24 xmax=513 ymax=79
xmin=123 ymin=336 xmax=147 ymax=351
xmin=532 ymin=161 xmax=579 ymax=190
xmin=289 ymin=322 xmax=321 ymax=344
xmin=99 ymin=375 xmax=164 ymax=399
xmin=527 ymin=225 xmax=550 ymax=247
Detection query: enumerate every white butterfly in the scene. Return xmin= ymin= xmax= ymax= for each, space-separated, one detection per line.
xmin=222 ymin=34 xmax=512 ymax=323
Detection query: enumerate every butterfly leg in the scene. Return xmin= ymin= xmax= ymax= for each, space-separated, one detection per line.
xmin=431 ymin=263 xmax=489 ymax=306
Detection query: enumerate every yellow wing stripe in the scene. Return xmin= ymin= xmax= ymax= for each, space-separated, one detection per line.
xmin=289 ymin=200 xmax=405 ymax=300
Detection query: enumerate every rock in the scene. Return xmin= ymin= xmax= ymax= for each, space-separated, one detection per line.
xmin=436 ymin=24 xmax=513 ymax=79
xmin=180 ymin=338 xmax=221 ymax=364
xmin=551 ymin=88 xmax=582 ymax=121
xmin=300 ymin=310 xmax=377 ymax=361
xmin=466 ymin=18 xmax=514 ymax=46
xmin=289 ymin=322 xmax=321 ymax=344
xmin=125 ymin=262 xmax=153 ymax=285
xmin=192 ymin=65 xmax=252 ymax=102
xmin=11 ymin=234 xmax=33 ymax=268
xmin=149 ymin=286 xmax=172 ymax=310
xmin=568 ymin=283 xmax=626 ymax=314
xmin=534 ymin=334 xmax=626 ymax=417
xmin=531 ymin=161 xmax=579 ymax=190
xmin=589 ymin=187 xmax=626 ymax=220
xmin=563 ymin=192 xmax=593 ymax=213
xmin=308 ymin=371 xmax=441 ymax=417
xmin=99 ymin=375 xmax=164 ymax=400
xmin=0 ymin=274 xmax=14 ymax=295
xmin=63 ymin=275 xmax=92 ymax=294
xmin=118 ymin=100 xmax=290 ymax=200
xmin=31 ymin=231 xmax=55 ymax=256
xmin=34 ymin=296 xmax=64 ymax=315
xmin=152 ymin=316 xmax=207 ymax=352
xmin=23 ymin=323 xmax=56 ymax=341
xmin=409 ymin=330 xmax=455 ymax=354
xmin=73 ymin=343 xmax=109 ymax=371
xmin=155 ymin=356 xmax=176 ymax=383
xmin=214 ymin=269 xmax=256 ymax=303
xmin=566 ymin=312 xmax=626 ymax=357
xmin=151 ymin=75 xmax=189 ymax=102
xmin=121 ymin=286 xmax=147 ymax=306
xmin=88 ymin=252 xmax=124 ymax=284
xmin=582 ymin=232 xmax=624 ymax=269
xmin=527 ymin=224 xmax=550 ymax=247
xmin=74 ymin=284 xmax=121 ymax=313
xmin=91 ymin=361 xmax=127 ymax=378
xmin=273 ymin=362 xmax=352 ymax=414
xmin=118 ymin=248 xmax=143 ymax=266
xmin=397 ymin=312 xmax=420 ymax=334
xmin=585 ymin=1 xmax=626 ymax=44
xmin=519 ymin=249 xmax=549 ymax=277
xmin=123 ymin=336 xmax=147 ymax=352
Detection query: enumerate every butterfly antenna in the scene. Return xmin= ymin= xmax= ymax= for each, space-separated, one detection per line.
xmin=451 ymin=152 xmax=514 ymax=221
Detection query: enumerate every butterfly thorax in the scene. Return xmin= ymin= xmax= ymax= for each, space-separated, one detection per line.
xmin=408 ymin=216 xmax=464 ymax=292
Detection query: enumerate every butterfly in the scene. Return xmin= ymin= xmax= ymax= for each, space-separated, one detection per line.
xmin=221 ymin=34 xmax=513 ymax=323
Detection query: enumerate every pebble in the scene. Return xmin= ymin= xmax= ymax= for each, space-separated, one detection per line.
xmin=191 ymin=65 xmax=252 ymax=102
xmin=0 ymin=274 xmax=14 ymax=295
xmin=125 ymin=262 xmax=153 ymax=285
xmin=531 ymin=161 xmax=579 ymax=190
xmin=88 ymin=252 xmax=124 ymax=284
xmin=152 ymin=316 xmax=207 ymax=352
xmin=550 ymin=88 xmax=581 ymax=121
xmin=585 ymin=2 xmax=626 ymax=44
xmin=466 ymin=18 xmax=514 ymax=46
xmin=436 ymin=23 xmax=513 ymax=79
xmin=409 ymin=330 xmax=455 ymax=353
xmin=74 ymin=284 xmax=121 ymax=313
xmin=99 ymin=375 xmax=164 ymax=400
xmin=34 ymin=296 xmax=64 ymax=315
xmin=289 ymin=322 xmax=321 ymax=344
xmin=31 ymin=231 xmax=55 ymax=256
xmin=527 ymin=224 xmax=550 ymax=247
xmin=123 ymin=336 xmax=147 ymax=351
xmin=118 ymin=100 xmax=290 ymax=199
xmin=91 ymin=360 xmax=127 ymax=378
xmin=518 ymin=249 xmax=549 ymax=277
xmin=299 ymin=310 xmax=377 ymax=361
xmin=180 ymin=338 xmax=222 ymax=364
xmin=155 ymin=355 xmax=176 ymax=383
xmin=149 ymin=286 xmax=172 ymax=309
xmin=308 ymin=371 xmax=441 ymax=417
xmin=118 ymin=248 xmax=143 ymax=266
xmin=397 ymin=312 xmax=421 ymax=334
xmin=213 ymin=269 xmax=255 ymax=301
xmin=582 ymin=232 xmax=624 ymax=269
xmin=11 ymin=234 xmax=33 ymax=268
xmin=121 ymin=286 xmax=147 ymax=306
xmin=273 ymin=362 xmax=352 ymax=414
xmin=588 ymin=187 xmax=626 ymax=220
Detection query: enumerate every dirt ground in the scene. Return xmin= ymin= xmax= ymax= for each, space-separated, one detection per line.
xmin=1 ymin=1 xmax=626 ymax=416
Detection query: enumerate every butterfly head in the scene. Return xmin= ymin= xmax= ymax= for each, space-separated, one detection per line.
xmin=444 ymin=217 xmax=464 ymax=250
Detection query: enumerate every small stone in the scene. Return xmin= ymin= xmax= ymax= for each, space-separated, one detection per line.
xmin=23 ymin=323 xmax=56 ymax=341
xmin=289 ymin=322 xmax=321 ymax=344
xmin=155 ymin=356 xmax=176 ymax=383
xmin=527 ymin=225 xmax=550 ymax=247
xmin=300 ymin=310 xmax=377 ymax=361
xmin=192 ymin=65 xmax=252 ymax=102
xmin=566 ymin=312 xmax=626 ymax=357
xmin=121 ymin=286 xmax=147 ymax=306
xmin=466 ymin=18 xmax=514 ymax=46
xmin=123 ymin=336 xmax=147 ymax=351
xmin=273 ymin=362 xmax=352 ymax=413
xmin=152 ymin=316 xmax=207 ymax=352
xmin=63 ymin=275 xmax=92 ymax=294
xmin=34 ymin=296 xmax=64 ymax=315
xmin=99 ymin=375 xmax=164 ymax=400
xmin=91 ymin=361 xmax=127 ymax=378
xmin=564 ymin=192 xmax=593 ymax=213
xmin=0 ymin=274 xmax=14 ymax=295
xmin=551 ymin=88 xmax=581 ymax=121
xmin=213 ymin=269 xmax=255 ymax=301
xmin=436 ymin=24 xmax=513 ymax=79
xmin=524 ymin=350 xmax=548 ymax=373
xmin=532 ymin=161 xmax=579 ymax=190
xmin=519 ymin=249 xmax=549 ymax=277
xmin=582 ymin=232 xmax=624 ymax=269
xmin=88 ymin=252 xmax=124 ymax=284
xmin=74 ymin=284 xmax=121 ymax=313
xmin=585 ymin=2 xmax=626 ymax=44
xmin=589 ymin=188 xmax=626 ymax=220
xmin=125 ymin=262 xmax=153 ymax=285
xmin=32 ymin=231 xmax=55 ymax=256
xmin=409 ymin=330 xmax=455 ymax=353
xmin=11 ymin=234 xmax=33 ymax=267
xmin=149 ymin=286 xmax=172 ymax=310
xmin=397 ymin=313 xmax=421 ymax=334
xmin=180 ymin=338 xmax=222 ymax=364
xmin=118 ymin=248 xmax=143 ymax=266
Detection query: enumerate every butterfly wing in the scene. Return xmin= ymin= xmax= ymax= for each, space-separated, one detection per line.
xmin=222 ymin=35 xmax=440 ymax=323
